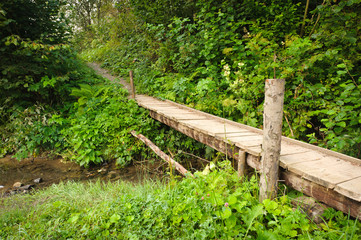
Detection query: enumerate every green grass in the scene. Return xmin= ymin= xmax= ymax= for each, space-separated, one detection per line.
xmin=1 ymin=162 xmax=360 ymax=239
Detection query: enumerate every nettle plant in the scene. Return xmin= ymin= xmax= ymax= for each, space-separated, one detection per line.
xmin=56 ymin=83 xmax=156 ymax=167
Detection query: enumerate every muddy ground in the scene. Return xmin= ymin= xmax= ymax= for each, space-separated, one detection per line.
xmin=0 ymin=154 xmax=171 ymax=198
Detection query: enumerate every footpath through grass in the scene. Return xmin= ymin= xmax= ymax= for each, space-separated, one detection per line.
xmin=1 ymin=161 xmax=360 ymax=239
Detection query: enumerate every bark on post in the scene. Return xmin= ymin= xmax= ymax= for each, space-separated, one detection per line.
xmin=237 ymin=150 xmax=246 ymax=178
xmin=259 ymin=79 xmax=285 ymax=202
xmin=129 ymin=70 xmax=135 ymax=99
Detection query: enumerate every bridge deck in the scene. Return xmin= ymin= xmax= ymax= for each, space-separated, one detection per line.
xmin=136 ymin=95 xmax=361 ymax=218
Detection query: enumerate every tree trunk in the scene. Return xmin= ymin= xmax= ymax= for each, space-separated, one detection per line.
xmin=259 ymin=79 xmax=285 ymax=202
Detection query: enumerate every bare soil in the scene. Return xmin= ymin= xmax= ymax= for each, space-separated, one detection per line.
xmin=0 ymin=155 xmax=167 ymax=197
xmin=87 ymin=62 xmax=133 ymax=94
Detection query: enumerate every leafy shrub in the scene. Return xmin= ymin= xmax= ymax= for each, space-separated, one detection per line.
xmin=58 ymin=83 xmax=157 ymax=166
xmin=0 ymin=104 xmax=61 ymax=159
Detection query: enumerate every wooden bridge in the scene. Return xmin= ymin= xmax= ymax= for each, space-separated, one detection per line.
xmin=136 ymin=94 xmax=361 ymax=218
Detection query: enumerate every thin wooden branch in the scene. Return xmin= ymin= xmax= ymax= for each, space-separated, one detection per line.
xmin=178 ymin=150 xmax=211 ymax=163
xmin=300 ymin=0 xmax=310 ymax=37
xmin=284 ymin=114 xmax=294 ymax=137
xmin=343 ymin=60 xmax=358 ymax=87
xmin=129 ymin=70 xmax=135 ymax=99
xmin=309 ymin=0 xmax=325 ymax=37
xmin=131 ymin=131 xmax=194 ymax=177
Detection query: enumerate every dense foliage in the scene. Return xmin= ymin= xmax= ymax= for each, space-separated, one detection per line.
xmin=0 ymin=0 xmax=71 ymax=110
xmin=0 ymin=0 xmax=83 ymax=157
xmin=0 ymin=0 xmax=206 ymax=164
xmin=80 ymin=0 xmax=361 ymax=158
xmin=1 ymin=163 xmax=360 ymax=239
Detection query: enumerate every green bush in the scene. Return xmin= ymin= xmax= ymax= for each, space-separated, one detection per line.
xmin=58 ymin=83 xmax=157 ymax=166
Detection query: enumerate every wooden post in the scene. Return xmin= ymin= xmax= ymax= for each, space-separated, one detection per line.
xmin=237 ymin=150 xmax=246 ymax=178
xmin=129 ymin=70 xmax=135 ymax=99
xmin=259 ymin=79 xmax=285 ymax=202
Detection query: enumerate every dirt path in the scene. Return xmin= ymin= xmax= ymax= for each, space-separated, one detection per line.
xmin=87 ymin=62 xmax=132 ymax=94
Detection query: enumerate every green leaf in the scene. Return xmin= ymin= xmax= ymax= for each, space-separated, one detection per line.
xmin=109 ymin=214 xmax=120 ymax=223
xmin=336 ymin=121 xmax=346 ymax=128
xmin=227 ymin=195 xmax=238 ymax=205
xmin=68 ymin=213 xmax=80 ymax=223
xmin=225 ymin=215 xmax=237 ymax=228
xmin=242 ymin=205 xmax=264 ymax=227
xmin=126 ymin=215 xmax=135 ymax=223
xmin=221 ymin=208 xmax=232 ymax=219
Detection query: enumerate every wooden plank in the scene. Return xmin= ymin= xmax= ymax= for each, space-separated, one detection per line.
xmin=280 ymin=143 xmax=311 ymax=156
xmin=288 ymin=157 xmax=361 ymax=189
xmin=146 ymin=103 xmax=175 ymax=108
xmin=149 ymin=111 xmax=239 ymax=160
xmin=335 ymin=177 xmax=361 ymax=202
xmin=163 ymin=113 xmax=208 ymax=120
xmin=215 ymin=131 xmax=255 ymax=138
xmin=155 ymin=108 xmax=195 ymax=115
xmin=164 ymin=98 xmax=264 ymax=135
xmin=153 ymin=109 xmax=208 ymax=120
xmin=228 ymin=136 xmax=263 ymax=152
xmin=219 ymin=132 xmax=260 ymax=140
xmin=281 ymin=170 xmax=361 ymax=218
xmin=151 ymin=106 xmax=185 ymax=112
xmin=142 ymin=95 xmax=361 ymax=165
xmin=247 ymin=154 xmax=261 ymax=170
xmin=180 ymin=119 xmax=242 ymax=136
xmin=280 ymin=151 xmax=324 ymax=169
xmin=237 ymin=144 xmax=262 ymax=156
xmin=225 ymin=135 xmax=263 ymax=142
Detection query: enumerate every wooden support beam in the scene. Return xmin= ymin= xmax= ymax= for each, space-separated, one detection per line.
xmin=281 ymin=170 xmax=361 ymax=219
xmin=238 ymin=150 xmax=246 ymax=177
xmin=129 ymin=70 xmax=135 ymax=99
xmin=130 ymin=131 xmax=193 ymax=177
xmin=259 ymin=79 xmax=285 ymax=202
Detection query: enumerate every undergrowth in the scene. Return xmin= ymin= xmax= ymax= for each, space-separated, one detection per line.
xmin=1 ymin=162 xmax=360 ymax=239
